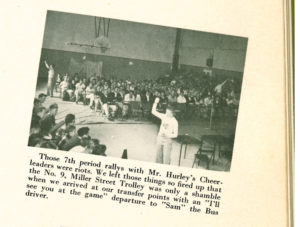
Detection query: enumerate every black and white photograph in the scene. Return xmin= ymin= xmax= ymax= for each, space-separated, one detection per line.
xmin=28 ymin=10 xmax=248 ymax=171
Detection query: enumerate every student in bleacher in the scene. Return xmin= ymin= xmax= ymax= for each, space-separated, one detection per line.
xmin=177 ymin=91 xmax=187 ymax=104
xmin=62 ymin=127 xmax=90 ymax=151
xmin=38 ymin=93 xmax=47 ymax=105
xmin=60 ymin=75 xmax=70 ymax=100
xmin=75 ymin=79 xmax=86 ymax=104
xmin=31 ymin=106 xmax=46 ymax=125
xmin=40 ymin=103 xmax=60 ymax=137
xmin=58 ymin=125 xmax=76 ymax=150
xmin=68 ymin=136 xmax=90 ymax=153
xmin=85 ymin=82 xmax=95 ymax=107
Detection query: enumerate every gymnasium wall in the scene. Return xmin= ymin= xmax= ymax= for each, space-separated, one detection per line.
xmin=180 ymin=30 xmax=248 ymax=72
xmin=42 ymin=10 xmax=176 ymax=63
xmin=37 ymin=10 xmax=247 ymax=83
xmin=38 ymin=48 xmax=171 ymax=81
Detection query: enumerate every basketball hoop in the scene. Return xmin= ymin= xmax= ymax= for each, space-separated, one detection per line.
xmin=94 ymin=17 xmax=111 ymax=53
xmin=65 ymin=17 xmax=111 ymax=53
xmin=94 ymin=35 xmax=111 ymax=53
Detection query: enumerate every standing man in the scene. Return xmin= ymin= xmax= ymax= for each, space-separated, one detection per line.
xmin=44 ymin=60 xmax=55 ymax=97
xmin=151 ymin=97 xmax=178 ymax=164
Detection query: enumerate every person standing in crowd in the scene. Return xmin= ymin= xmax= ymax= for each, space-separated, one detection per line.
xmin=44 ymin=60 xmax=56 ymax=97
xmin=151 ymin=97 xmax=178 ymax=164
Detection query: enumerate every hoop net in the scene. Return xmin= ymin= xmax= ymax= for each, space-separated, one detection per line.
xmin=94 ymin=35 xmax=111 ymax=53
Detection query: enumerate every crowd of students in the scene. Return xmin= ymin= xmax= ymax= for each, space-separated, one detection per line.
xmin=29 ymin=65 xmax=242 ymax=159
xmin=53 ymin=69 xmax=241 ymax=121
xmin=28 ymin=93 xmax=107 ymax=155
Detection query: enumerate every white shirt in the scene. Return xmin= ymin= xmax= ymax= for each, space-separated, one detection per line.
xmin=60 ymin=81 xmax=69 ymax=91
xmin=76 ymin=83 xmax=86 ymax=93
xmin=48 ymin=69 xmax=54 ymax=80
xmin=124 ymin=93 xmax=135 ymax=102
xmin=135 ymin=94 xmax=141 ymax=102
xmin=204 ymin=97 xmax=212 ymax=106
xmin=158 ymin=116 xmax=178 ymax=138
xmin=69 ymin=146 xmax=86 ymax=153
xmin=152 ymin=103 xmax=178 ymax=138
xmin=177 ymin=95 xmax=187 ymax=103
xmin=146 ymin=94 xmax=150 ymax=102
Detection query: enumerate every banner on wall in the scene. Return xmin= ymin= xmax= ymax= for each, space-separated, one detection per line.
xmin=68 ymin=58 xmax=103 ymax=77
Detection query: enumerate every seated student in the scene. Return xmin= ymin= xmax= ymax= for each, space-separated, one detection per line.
xmin=29 ymin=118 xmax=41 ymax=135
xmin=94 ymin=86 xmax=102 ymax=112
xmin=85 ymin=83 xmax=95 ymax=107
xmin=33 ymin=98 xmax=42 ymax=116
xmin=31 ymin=106 xmax=46 ymax=125
xmin=58 ymin=125 xmax=76 ymax=150
xmin=186 ymin=92 xmax=196 ymax=105
xmin=115 ymin=88 xmax=123 ymax=102
xmin=40 ymin=103 xmax=59 ymax=137
xmin=69 ymin=136 xmax=91 ymax=153
xmin=107 ymin=88 xmax=117 ymax=118
xmin=141 ymin=90 xmax=154 ymax=104
xmin=39 ymin=135 xmax=58 ymax=150
xmin=107 ymin=88 xmax=115 ymax=103
xmin=75 ymin=79 xmax=86 ymax=104
xmin=159 ymin=91 xmax=168 ymax=104
xmin=177 ymin=92 xmax=187 ymax=103
xmin=204 ymin=93 xmax=213 ymax=106
xmin=29 ymin=108 xmax=44 ymax=147
xmin=60 ymin=76 xmax=70 ymax=100
xmin=37 ymin=105 xmax=59 ymax=149
xmin=124 ymin=90 xmax=135 ymax=103
xmin=69 ymin=78 xmax=76 ymax=91
xmin=98 ymin=89 xmax=108 ymax=116
xmin=55 ymin=73 xmax=62 ymax=92
xmin=114 ymin=88 xmax=124 ymax=116
xmin=135 ymin=90 xmax=142 ymax=102
xmin=54 ymin=113 xmax=75 ymax=141
xmin=86 ymin=138 xmax=97 ymax=154
xmin=65 ymin=113 xmax=75 ymax=127
xmin=123 ymin=90 xmax=135 ymax=117
xmin=38 ymin=93 xmax=47 ymax=105
xmin=167 ymin=90 xmax=177 ymax=103
xmin=28 ymin=133 xmax=42 ymax=147
xmin=62 ymin=127 xmax=90 ymax=151
xmin=92 ymin=144 xmax=107 ymax=156
xmin=194 ymin=93 xmax=203 ymax=105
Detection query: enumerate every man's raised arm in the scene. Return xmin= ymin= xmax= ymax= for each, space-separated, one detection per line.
xmin=151 ymin=97 xmax=164 ymax=119
xmin=44 ymin=60 xmax=49 ymax=69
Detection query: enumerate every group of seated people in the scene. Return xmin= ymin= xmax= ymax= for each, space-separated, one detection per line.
xmin=28 ymin=93 xmax=107 ymax=155
xmin=54 ymin=70 xmax=240 ymax=120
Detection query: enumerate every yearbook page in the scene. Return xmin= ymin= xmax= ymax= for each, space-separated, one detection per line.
xmin=0 ymin=0 xmax=291 ymax=226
